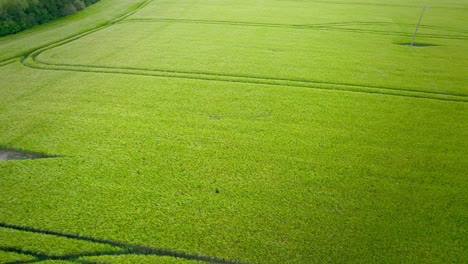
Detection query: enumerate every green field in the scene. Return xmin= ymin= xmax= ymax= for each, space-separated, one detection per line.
xmin=1 ymin=0 xmax=467 ymax=263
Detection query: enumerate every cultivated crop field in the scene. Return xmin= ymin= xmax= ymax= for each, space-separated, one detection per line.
xmin=0 ymin=0 xmax=467 ymax=263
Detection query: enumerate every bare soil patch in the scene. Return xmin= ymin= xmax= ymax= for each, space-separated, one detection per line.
xmin=0 ymin=148 xmax=55 ymax=161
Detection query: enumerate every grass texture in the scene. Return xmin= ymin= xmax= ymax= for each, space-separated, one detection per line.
xmin=0 ymin=0 xmax=467 ymax=263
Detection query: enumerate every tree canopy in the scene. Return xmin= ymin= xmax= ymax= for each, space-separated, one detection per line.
xmin=0 ymin=0 xmax=99 ymax=36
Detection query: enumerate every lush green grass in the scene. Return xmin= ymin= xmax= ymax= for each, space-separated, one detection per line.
xmin=1 ymin=0 xmax=467 ymax=263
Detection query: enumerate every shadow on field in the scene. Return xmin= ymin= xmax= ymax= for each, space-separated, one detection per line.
xmin=396 ymin=42 xmax=440 ymax=47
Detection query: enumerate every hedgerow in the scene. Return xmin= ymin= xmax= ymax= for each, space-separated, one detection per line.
xmin=0 ymin=0 xmax=99 ymax=36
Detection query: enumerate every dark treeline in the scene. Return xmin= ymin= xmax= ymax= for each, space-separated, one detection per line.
xmin=0 ymin=0 xmax=100 ymax=36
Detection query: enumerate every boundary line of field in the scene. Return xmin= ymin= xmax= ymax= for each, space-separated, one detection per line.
xmin=0 ymin=0 xmax=153 ymax=65
xmin=0 ymin=0 xmax=152 ymax=66
xmin=121 ymin=18 xmax=468 ymax=40
xmin=0 ymin=223 xmax=247 ymax=264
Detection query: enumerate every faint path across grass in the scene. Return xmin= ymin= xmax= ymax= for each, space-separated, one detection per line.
xmin=0 ymin=222 xmax=246 ymax=263
xmin=121 ymin=18 xmax=468 ymax=40
xmin=21 ymin=56 xmax=468 ymax=103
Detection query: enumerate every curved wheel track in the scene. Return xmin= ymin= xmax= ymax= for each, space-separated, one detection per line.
xmin=0 ymin=222 xmax=246 ymax=264
xmin=121 ymin=18 xmax=468 ymax=40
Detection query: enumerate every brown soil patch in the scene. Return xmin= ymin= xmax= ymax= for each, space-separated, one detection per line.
xmin=0 ymin=149 xmax=54 ymax=161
